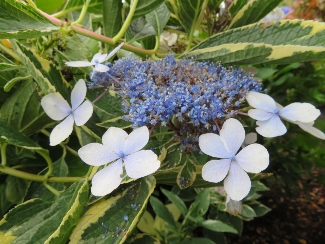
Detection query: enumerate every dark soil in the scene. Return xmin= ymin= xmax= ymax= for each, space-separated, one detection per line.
xmin=229 ymin=171 xmax=325 ymax=244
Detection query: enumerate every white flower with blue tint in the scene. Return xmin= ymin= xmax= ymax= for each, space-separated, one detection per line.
xmin=78 ymin=126 xmax=160 ymax=196
xmin=246 ymin=91 xmax=321 ymax=138
xmin=41 ymin=79 xmax=93 ymax=146
xmin=65 ymin=43 xmax=123 ymax=72
xmin=199 ymin=118 xmax=269 ymax=201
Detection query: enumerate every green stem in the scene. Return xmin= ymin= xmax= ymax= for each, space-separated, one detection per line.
xmin=65 ymin=145 xmax=79 ymax=157
xmin=72 ymin=0 xmax=91 ymax=25
xmin=39 ymin=10 xmax=155 ymax=57
xmin=112 ymin=0 xmax=139 ymax=44
xmin=1 ymin=143 xmax=8 ymax=166
xmin=0 ymin=165 xmax=83 ymax=182
xmin=36 ymin=150 xmax=53 ymax=178
xmin=43 ymin=182 xmax=60 ymax=196
xmin=0 ymin=43 xmax=22 ymax=63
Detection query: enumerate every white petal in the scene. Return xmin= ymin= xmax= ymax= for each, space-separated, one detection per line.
xmin=220 ymin=119 xmax=245 ymax=155
xmin=224 ymin=162 xmax=251 ymax=201
xmin=71 ymin=79 xmax=87 ymax=110
xmin=202 ymin=159 xmax=231 ymax=183
xmin=91 ymin=53 xmax=107 ymax=63
xmin=103 ymin=43 xmax=124 ymax=62
xmin=199 ymin=133 xmax=231 ymax=158
xmin=124 ymin=150 xmax=160 ymax=178
xmin=248 ymin=109 xmax=274 ymax=121
xmin=78 ymin=143 xmax=119 ymax=166
xmin=65 ymin=61 xmax=93 ymax=67
xmin=255 ymin=115 xmax=287 ymax=137
xmin=123 ymin=126 xmax=149 ymax=155
xmin=41 ymin=93 xmax=71 ymax=121
xmin=73 ymin=100 xmax=93 ymax=126
xmin=296 ymin=122 xmax=325 ymax=140
xmin=102 ymin=127 xmax=128 ymax=153
xmin=246 ymin=91 xmax=276 ymax=112
xmin=49 ymin=114 xmax=74 ymax=146
xmin=235 ymin=144 xmax=269 ymax=173
xmin=91 ymin=159 xmax=123 ymax=196
xmin=280 ymin=102 xmax=320 ymax=123
xmin=94 ymin=64 xmax=110 ymax=72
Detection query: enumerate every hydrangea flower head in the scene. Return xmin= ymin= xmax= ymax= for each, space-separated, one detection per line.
xmin=199 ymin=118 xmax=269 ymax=200
xmin=65 ymin=43 xmax=123 ymax=72
xmin=41 ymin=79 xmax=93 ymax=146
xmin=246 ymin=91 xmax=321 ymax=137
xmin=90 ymin=55 xmax=262 ymax=152
xmin=78 ymin=126 xmax=160 ymax=196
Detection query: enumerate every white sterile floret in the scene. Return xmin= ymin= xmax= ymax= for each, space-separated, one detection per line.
xmin=199 ymin=118 xmax=269 ymax=201
xmin=41 ymin=79 xmax=93 ymax=146
xmin=246 ymin=91 xmax=321 ymax=138
xmin=78 ymin=126 xmax=160 ymax=196
xmin=65 ymin=42 xmax=124 ymax=72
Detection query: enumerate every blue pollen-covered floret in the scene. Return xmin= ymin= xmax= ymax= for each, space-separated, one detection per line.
xmin=90 ymin=55 xmax=262 ymax=152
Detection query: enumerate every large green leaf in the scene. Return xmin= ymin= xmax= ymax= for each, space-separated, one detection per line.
xmin=60 ymin=0 xmax=103 ymax=13
xmin=127 ymin=0 xmax=165 ymax=19
xmin=5 ymin=176 xmax=29 ymax=204
xmin=10 ymin=41 xmax=70 ymax=99
xmin=229 ymin=0 xmax=282 ymax=29
xmin=0 ymin=80 xmax=52 ymax=136
xmin=0 ymin=0 xmax=59 ymax=39
xmin=184 ymin=20 xmax=325 ymax=65
xmin=0 ymin=180 xmax=89 ymax=244
xmin=228 ymin=0 xmax=247 ymax=17
xmin=69 ymin=176 xmax=156 ymax=243
xmin=126 ymin=17 xmax=156 ymax=43
xmin=145 ymin=3 xmax=170 ymax=37
xmin=177 ymin=157 xmax=196 ymax=189
xmin=0 ymin=120 xmax=42 ymax=150
xmin=103 ymin=0 xmax=123 ymax=45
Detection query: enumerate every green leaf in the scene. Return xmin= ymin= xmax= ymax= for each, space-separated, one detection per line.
xmin=0 ymin=0 xmax=59 ymax=39
xmin=0 ymin=184 xmax=12 ymax=218
xmin=35 ymin=0 xmax=65 ymax=13
xmin=0 ymin=63 xmax=21 ymax=72
xmin=103 ymin=0 xmax=123 ymax=48
xmin=145 ymin=3 xmax=170 ymax=37
xmin=177 ymin=157 xmax=196 ymax=189
xmin=0 ymin=180 xmax=89 ymax=244
xmin=0 ymin=80 xmax=52 ymax=136
xmin=128 ymin=0 xmax=165 ymax=19
xmin=229 ymin=0 xmax=282 ymax=29
xmin=229 ymin=0 xmax=247 ymax=17
xmin=126 ymin=17 xmax=156 ymax=42
xmin=3 ymin=75 xmax=32 ymax=92
xmin=240 ymin=204 xmax=256 ymax=218
xmin=161 ymin=188 xmax=187 ymax=217
xmin=250 ymin=203 xmax=271 ymax=217
xmin=198 ymin=220 xmax=238 ymax=234
xmin=26 ymin=157 xmax=69 ymax=202
xmin=0 ymin=120 xmax=42 ymax=150
xmin=61 ymin=0 xmax=103 ymax=13
xmin=70 ymin=176 xmax=155 ymax=243
xmin=149 ymin=196 xmax=177 ymax=230
xmin=171 ymin=0 xmax=206 ymax=35
xmin=188 ymin=189 xmax=210 ymax=217
xmin=185 ymin=20 xmax=325 ymax=65
xmin=5 ymin=176 xmax=29 ymax=204
xmin=131 ymin=233 xmax=161 ymax=244
xmin=10 ymin=41 xmax=70 ymax=98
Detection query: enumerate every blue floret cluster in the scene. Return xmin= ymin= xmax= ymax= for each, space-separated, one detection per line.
xmin=90 ymin=55 xmax=262 ymax=151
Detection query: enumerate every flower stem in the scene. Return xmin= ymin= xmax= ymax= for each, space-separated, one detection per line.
xmin=36 ymin=149 xmax=53 ymax=178
xmin=39 ymin=10 xmax=155 ymax=56
xmin=237 ymin=111 xmax=248 ymax=116
xmin=43 ymin=182 xmax=60 ymax=196
xmin=72 ymin=0 xmax=91 ymax=25
xmin=1 ymin=143 xmax=8 ymax=166
xmin=112 ymin=0 xmax=138 ymax=44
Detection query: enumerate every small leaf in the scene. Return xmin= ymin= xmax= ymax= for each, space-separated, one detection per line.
xmin=240 ymin=204 xmax=256 ymax=218
xmin=126 ymin=17 xmax=156 ymax=42
xmin=127 ymin=0 xmax=165 ymax=19
xmin=145 ymin=3 xmax=170 ymax=37
xmin=161 ymin=188 xmax=187 ymax=217
xmin=177 ymin=158 xmax=196 ymax=189
xmin=188 ymin=189 xmax=210 ymax=218
xmin=3 ymin=75 xmax=31 ymax=92
xmin=250 ymin=203 xmax=271 ymax=217
xmin=198 ymin=220 xmax=238 ymax=234
xmin=0 ymin=0 xmax=58 ymax=39
xmin=149 ymin=196 xmax=177 ymax=230
xmin=137 ymin=211 xmax=156 ymax=235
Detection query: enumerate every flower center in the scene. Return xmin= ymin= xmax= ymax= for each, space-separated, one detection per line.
xmin=229 ymin=155 xmax=236 ymax=162
xmin=117 ymin=151 xmax=125 ymax=158
xmin=274 ymin=108 xmax=280 ymax=114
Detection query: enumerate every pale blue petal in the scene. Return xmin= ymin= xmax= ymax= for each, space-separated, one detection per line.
xmin=94 ymin=64 xmax=110 ymax=72
xmin=199 ymin=133 xmax=231 ymax=158
xmin=73 ymin=100 xmax=93 ymax=126
xmin=41 ymin=93 xmax=70 ymax=121
xmin=65 ymin=61 xmax=93 ymax=67
xmin=71 ymin=79 xmax=87 ymax=110
xmin=246 ymin=91 xmax=276 ymax=112
xmin=220 ymin=119 xmax=245 ymax=156
xmin=280 ymin=102 xmax=320 ymax=123
xmin=255 ymin=115 xmax=286 ymax=137
xmin=78 ymin=143 xmax=119 ymax=166
xmin=296 ymin=122 xmax=325 ymax=140
xmin=102 ymin=42 xmax=124 ymax=62
xmin=49 ymin=114 xmax=74 ymax=146
xmin=102 ymin=127 xmax=128 ymax=153
xmin=123 ymin=126 xmax=149 ymax=155
xmin=248 ymin=109 xmax=274 ymax=121
xmin=202 ymin=159 xmax=231 ymax=183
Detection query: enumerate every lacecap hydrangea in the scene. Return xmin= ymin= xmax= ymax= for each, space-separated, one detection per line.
xmin=90 ymin=56 xmax=262 ymax=152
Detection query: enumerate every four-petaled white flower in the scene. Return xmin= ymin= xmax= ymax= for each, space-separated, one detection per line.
xmin=246 ymin=91 xmax=322 ymax=138
xmin=78 ymin=126 xmax=160 ymax=196
xmin=199 ymin=118 xmax=269 ymax=201
xmin=65 ymin=42 xmax=124 ymax=72
xmin=41 ymin=79 xmax=93 ymax=146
